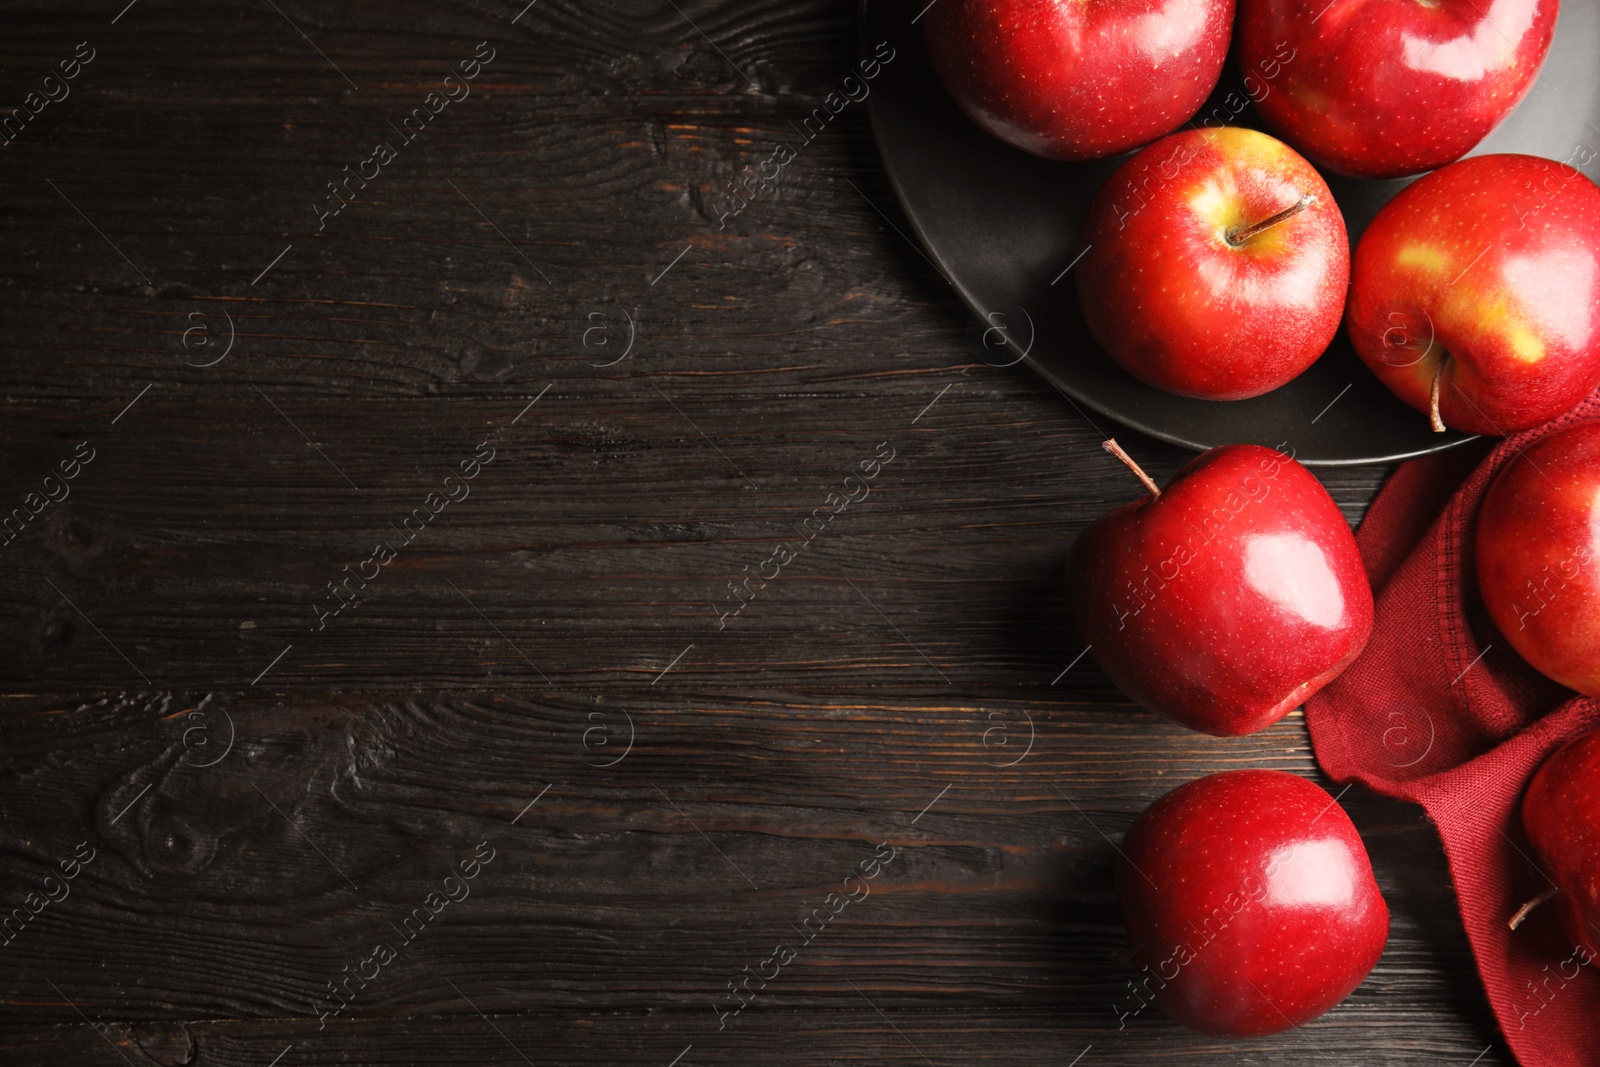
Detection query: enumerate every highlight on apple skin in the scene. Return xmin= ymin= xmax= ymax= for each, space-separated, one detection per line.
xmin=1347 ymin=154 xmax=1600 ymax=436
xmin=1075 ymin=127 xmax=1349 ymax=401
xmin=924 ymin=0 xmax=1235 ymax=161
xmin=1476 ymin=420 xmax=1600 ymax=695
xmin=1237 ymin=0 xmax=1558 ymax=178
xmin=1116 ymin=769 xmax=1391 ymax=1035
xmin=1066 ymin=442 xmax=1374 ymax=737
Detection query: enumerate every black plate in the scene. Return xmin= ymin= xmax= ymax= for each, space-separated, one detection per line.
xmin=862 ymin=0 xmax=1600 ymax=464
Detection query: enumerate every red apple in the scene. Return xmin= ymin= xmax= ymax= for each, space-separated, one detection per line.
xmin=1075 ymin=127 xmax=1348 ymax=400
xmin=1476 ymin=420 xmax=1600 ymax=694
xmin=924 ymin=0 xmax=1234 ymax=161
xmin=1521 ymin=728 xmax=1600 ymax=960
xmin=1236 ymin=0 xmax=1557 ymax=178
xmin=1347 ymin=155 xmax=1600 ymax=435
xmin=1116 ymin=769 xmax=1391 ymax=1035
xmin=1066 ymin=441 xmax=1373 ymax=736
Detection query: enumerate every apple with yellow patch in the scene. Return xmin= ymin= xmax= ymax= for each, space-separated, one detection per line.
xmin=1347 ymin=154 xmax=1600 ymax=435
xmin=1076 ymin=127 xmax=1348 ymax=400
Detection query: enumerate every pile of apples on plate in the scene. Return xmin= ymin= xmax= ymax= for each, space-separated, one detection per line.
xmin=923 ymin=0 xmax=1600 ymax=1039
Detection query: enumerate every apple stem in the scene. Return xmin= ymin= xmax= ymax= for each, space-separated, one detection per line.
xmin=1103 ymin=438 xmax=1161 ymax=498
xmin=1509 ymin=885 xmax=1562 ymax=930
xmin=1429 ymin=359 xmax=1448 ymax=433
xmin=1227 ymin=194 xmax=1315 ymax=246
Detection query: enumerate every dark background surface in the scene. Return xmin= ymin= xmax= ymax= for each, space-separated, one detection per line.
xmin=0 ymin=1 xmax=1511 ymax=1064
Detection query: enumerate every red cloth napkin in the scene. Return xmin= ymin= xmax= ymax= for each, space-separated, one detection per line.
xmin=1305 ymin=394 xmax=1600 ymax=1067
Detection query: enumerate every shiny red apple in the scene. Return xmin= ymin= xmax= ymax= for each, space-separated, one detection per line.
xmin=1348 ymin=155 xmax=1600 ymax=435
xmin=924 ymin=0 xmax=1234 ymax=161
xmin=1076 ymin=127 xmax=1348 ymax=400
xmin=1237 ymin=0 xmax=1557 ymax=178
xmin=1066 ymin=440 xmax=1373 ymax=736
xmin=1476 ymin=420 xmax=1600 ymax=694
xmin=1116 ymin=769 xmax=1391 ymax=1035
xmin=1521 ymin=728 xmax=1600 ymax=960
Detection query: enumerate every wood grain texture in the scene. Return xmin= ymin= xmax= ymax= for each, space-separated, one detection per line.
xmin=0 ymin=692 xmax=1498 ymax=1056
xmin=0 ymin=390 xmax=1390 ymax=692
xmin=0 ymin=0 xmax=1514 ymax=1064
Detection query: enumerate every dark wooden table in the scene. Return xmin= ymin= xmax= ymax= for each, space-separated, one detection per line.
xmin=0 ymin=1 xmax=1510 ymax=1063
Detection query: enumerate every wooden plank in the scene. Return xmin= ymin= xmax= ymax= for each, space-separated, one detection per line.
xmin=0 ymin=0 xmax=924 ymax=400
xmin=0 ymin=1008 xmax=1510 ymax=1067
xmin=0 ymin=390 xmax=1386 ymax=690
xmin=0 ymin=693 xmax=1484 ymax=1036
